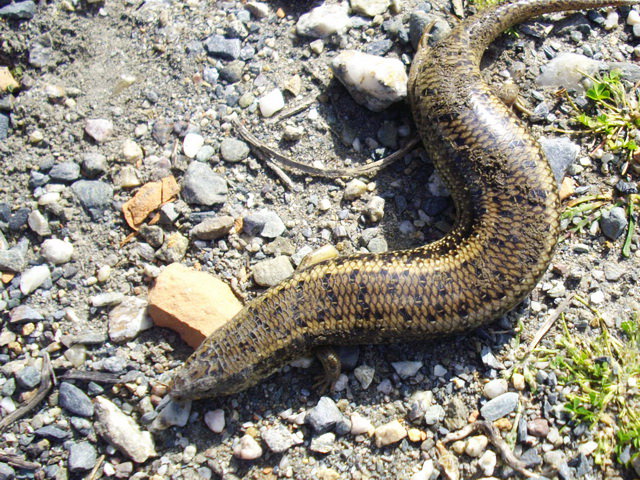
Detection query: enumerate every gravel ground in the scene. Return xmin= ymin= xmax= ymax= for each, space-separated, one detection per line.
xmin=1 ymin=0 xmax=640 ymax=479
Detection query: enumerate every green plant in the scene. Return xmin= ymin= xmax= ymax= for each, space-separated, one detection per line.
xmin=546 ymin=314 xmax=640 ymax=468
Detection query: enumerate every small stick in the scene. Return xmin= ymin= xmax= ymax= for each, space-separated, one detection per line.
xmin=439 ymin=421 xmax=536 ymax=478
xmin=57 ymin=370 xmax=123 ymax=384
xmin=0 ymin=452 xmax=40 ymax=470
xmin=267 ymin=95 xmax=318 ymax=123
xmin=85 ymin=454 xmax=106 ymax=480
xmin=265 ymin=159 xmax=296 ymax=191
xmin=0 ymin=353 xmax=53 ymax=432
xmin=526 ymin=291 xmax=575 ymax=354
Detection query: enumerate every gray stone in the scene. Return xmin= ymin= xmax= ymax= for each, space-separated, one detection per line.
xmin=408 ymin=391 xmax=433 ymax=421
xmin=354 ymin=364 xmax=375 ymax=389
xmin=243 ymin=209 xmax=285 ymax=238
xmin=191 ymin=215 xmax=234 ymax=240
xmin=608 ymin=62 xmax=640 ymax=82
xmin=391 ymin=361 xmax=422 ymax=378
xmin=219 ymin=61 xmax=245 ymax=84
xmin=600 ymin=207 xmax=627 ymax=240
xmin=424 ymin=404 xmax=446 ymax=425
xmin=0 ymin=1 xmax=36 ymax=19
xmin=480 ymin=392 xmax=520 ymax=421
xmin=150 ymin=398 xmax=191 ymax=431
xmin=195 ymin=145 xmax=217 ymax=162
xmin=139 ymin=225 xmax=164 ymax=248
xmin=71 ymin=180 xmax=114 ymax=219
xmin=181 ymin=162 xmax=227 ymax=206
xmin=68 ymin=442 xmax=97 ymax=472
xmin=10 ymin=305 xmax=44 ymax=323
xmin=203 ymin=67 xmax=219 ymax=85
xmin=29 ymin=44 xmax=53 ymax=68
xmin=0 ymin=462 xmax=15 ymax=480
xmin=306 ymin=397 xmax=344 ymax=433
xmin=155 ymin=232 xmax=189 ymax=264
xmin=444 ymin=396 xmax=469 ymax=430
xmin=204 ymin=35 xmax=241 ymax=60
xmin=0 ymin=238 xmax=28 ymax=272
xmin=220 ymin=138 xmax=250 ymax=163
xmin=367 ymin=237 xmax=388 ymax=253
xmin=0 ymin=113 xmax=8 ymax=141
xmin=59 ymin=382 xmax=94 ymax=417
xmin=252 ymin=255 xmax=293 ymax=287
xmin=49 ymin=162 xmax=80 ymax=182
xmin=261 ymin=425 xmax=296 ymax=453
xmin=536 ymin=53 xmax=604 ymax=91
xmin=540 ymin=137 xmax=580 ymax=185
xmin=34 ymin=425 xmax=71 ymax=441
xmin=81 ymin=153 xmax=108 ymax=178
xmin=481 ymin=346 xmax=505 ymax=370
xmin=16 ymin=365 xmax=41 ymax=390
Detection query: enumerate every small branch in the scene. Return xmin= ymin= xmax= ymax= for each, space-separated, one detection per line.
xmin=526 ymin=292 xmax=574 ymax=354
xmin=57 ymin=370 xmax=123 ymax=384
xmin=439 ymin=421 xmax=536 ymax=478
xmin=0 ymin=452 xmax=40 ymax=470
xmin=85 ymin=454 xmax=106 ymax=480
xmin=0 ymin=353 xmax=53 ymax=432
xmin=233 ymin=117 xmax=420 ymax=179
xmin=266 ymin=95 xmax=318 ymax=123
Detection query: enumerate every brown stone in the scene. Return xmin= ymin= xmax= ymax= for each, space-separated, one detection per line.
xmin=559 ymin=177 xmax=576 ymax=201
xmin=147 ymin=263 xmax=243 ymax=348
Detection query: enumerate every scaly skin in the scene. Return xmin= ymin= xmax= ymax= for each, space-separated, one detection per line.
xmin=170 ymin=0 xmax=639 ymax=400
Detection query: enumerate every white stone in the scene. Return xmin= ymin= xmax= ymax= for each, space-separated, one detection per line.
xmin=28 ymin=210 xmax=51 ymax=236
xmin=391 ymin=361 xmax=422 ymax=378
xmin=296 ymin=3 xmax=351 ymax=38
xmin=233 ymin=435 xmax=263 ymax=460
xmin=478 ymin=450 xmax=497 ymax=476
xmin=604 ymin=10 xmax=619 ymax=30
xmin=97 ymin=265 xmax=111 ymax=283
xmin=350 ymin=413 xmax=374 ymax=435
xmin=37 ymin=192 xmax=61 ymax=206
xmin=590 ymin=290 xmax=605 ymax=304
xmin=41 ymin=238 xmax=74 ymax=265
xmin=85 ymin=119 xmax=114 ymax=143
xmin=247 ymin=2 xmax=269 ymax=18
xmin=354 ymin=364 xmax=375 ymax=389
xmin=512 ymin=373 xmax=526 ymax=391
xmin=259 ymin=89 xmax=285 ymax=117
xmin=122 ymin=139 xmax=143 ymax=163
xmin=433 ymin=364 xmax=447 ymax=377
xmin=465 ymin=435 xmax=489 ymax=457
xmin=108 ymin=297 xmax=152 ymax=343
xmin=483 ymin=378 xmax=508 ymax=399
xmin=183 ymin=133 xmax=204 ymax=158
xmin=204 ymin=409 xmax=226 ymax=433
xmin=536 ymin=53 xmax=604 ymax=91
xmin=93 ymin=396 xmax=157 ymax=463
xmin=343 ymin=179 xmax=367 ymax=200
xmin=20 ymin=265 xmax=51 ymax=295
xmin=578 ymin=440 xmax=598 ymax=456
xmin=374 ymin=419 xmax=407 ymax=447
xmin=628 ymin=10 xmax=640 ymax=25
xmin=410 ymin=460 xmax=434 ymax=480
xmin=331 ymin=51 xmax=407 ymax=112
xmin=350 ymin=0 xmax=390 ymax=17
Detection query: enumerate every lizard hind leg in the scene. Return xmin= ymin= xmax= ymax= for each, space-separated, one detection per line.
xmin=312 ymin=346 xmax=342 ymax=394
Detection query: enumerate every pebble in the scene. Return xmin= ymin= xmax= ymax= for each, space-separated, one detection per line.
xmin=310 ymin=432 xmax=336 ymax=453
xmin=0 ymin=113 xmax=8 ymax=141
xmin=465 ymin=435 xmax=489 ymax=457
xmin=219 ymin=60 xmax=244 ymax=83
xmin=331 ymin=51 xmax=407 ymax=112
xmin=544 ymin=450 xmax=567 ymax=468
xmin=410 ymin=460 xmax=435 ymax=480
xmin=391 ymin=361 xmax=422 ymax=378
xmin=108 ymin=296 xmax=152 ymax=343
xmin=629 ymin=10 xmax=640 ymax=25
xmin=408 ymin=391 xmax=433 ymax=421
xmin=233 ymin=435 xmax=263 ymax=460
xmin=220 ymin=138 xmax=250 ymax=162
xmin=71 ymin=180 xmax=114 ymax=219
xmin=41 ymin=238 xmax=73 ymax=264
xmin=114 ymin=165 xmax=141 ymax=188
xmin=191 ymin=216 xmax=234 ymax=240
xmin=49 ymin=162 xmax=80 ymax=182
xmin=247 ymin=2 xmax=269 ymax=19
xmin=539 ymin=137 xmax=580 ymax=185
xmin=296 ymin=3 xmax=351 ymax=38
xmin=527 ymin=418 xmax=550 ymax=437
xmin=10 ymin=305 xmax=43 ymax=323
xmin=20 ymin=264 xmax=51 ymax=295
xmin=604 ymin=10 xmax=619 ymax=29
xmin=16 ymin=365 xmax=41 ymax=390
xmin=181 ymin=162 xmax=228 ymax=206
xmin=262 ymin=425 xmax=297 ymax=453
xmin=90 ymin=292 xmax=125 ymax=307
xmin=252 ymin=255 xmax=293 ymax=287
xmin=354 ymin=364 xmax=375 ymax=389
xmin=59 ymin=382 xmax=94 ymax=417
xmin=367 ymin=237 xmax=388 ymax=253
xmin=306 ymin=396 xmax=344 ymax=433
xmin=343 ymin=179 xmax=368 ymax=200
xmin=183 ymin=133 xmax=204 ymax=159
xmin=204 ymin=35 xmax=241 ymax=60
xmin=604 ymin=263 xmax=624 ymax=282
xmin=351 ymin=0 xmax=390 ymax=16
xmin=243 ymin=209 xmax=286 ymax=237
xmin=535 ymin=53 xmax=603 ymax=91
xmin=35 ymin=425 xmax=71 ymax=441
xmin=483 ymin=378 xmax=508 ymax=399
xmin=28 ymin=210 xmax=51 ymax=236
xmin=68 ymin=441 xmax=97 ymax=472
xmin=512 ymin=373 xmax=526 ymax=391
xmin=480 ymin=347 xmax=504 ymax=370
xmin=94 ymin=396 xmax=157 ymax=462
xmin=155 ymin=232 xmax=189 ymax=263
xmin=122 ymin=139 xmax=143 ymax=163
xmin=350 ymin=413 xmax=374 ymax=435
xmin=259 ymin=88 xmax=285 ymax=117
xmin=82 ymin=152 xmax=108 ymax=178
xmin=478 ymin=450 xmax=497 ymax=476
xmin=433 ymin=364 xmax=447 ymax=377
xmin=424 ymin=404 xmax=446 ymax=425
xmin=374 ymin=419 xmax=407 ymax=447
xmin=589 ymin=290 xmax=605 ymax=304
xmin=599 ymin=206 xmax=627 ymax=240
xmin=366 ymin=196 xmax=385 ymax=222
xmin=84 ymin=118 xmax=114 ymax=143
xmin=0 ymin=238 xmax=28 ymax=272
xmin=480 ymin=392 xmax=519 ymax=421
xmin=204 ymin=409 xmax=225 ymax=433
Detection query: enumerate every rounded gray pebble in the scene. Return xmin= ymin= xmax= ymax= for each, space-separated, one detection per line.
xmin=59 ymin=382 xmax=94 ymax=417
xmin=68 ymin=441 xmax=97 ymax=472
xmin=220 ymin=138 xmax=250 ymax=163
xmin=480 ymin=392 xmax=519 ymax=421
xmin=600 ymin=206 xmax=627 ymax=240
xmin=16 ymin=365 xmax=41 ymax=390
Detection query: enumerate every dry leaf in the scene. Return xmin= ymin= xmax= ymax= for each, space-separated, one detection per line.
xmin=122 ymin=175 xmax=180 ymax=231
